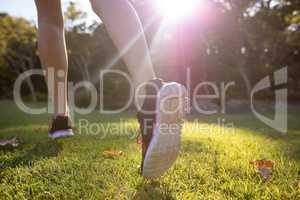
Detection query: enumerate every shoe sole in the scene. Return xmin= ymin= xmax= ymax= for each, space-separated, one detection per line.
xmin=48 ymin=129 xmax=74 ymax=139
xmin=142 ymin=82 xmax=187 ymax=178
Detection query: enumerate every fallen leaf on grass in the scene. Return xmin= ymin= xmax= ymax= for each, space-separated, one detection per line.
xmin=102 ymin=150 xmax=124 ymax=158
xmin=250 ymin=159 xmax=274 ymax=181
xmin=0 ymin=136 xmax=20 ymax=148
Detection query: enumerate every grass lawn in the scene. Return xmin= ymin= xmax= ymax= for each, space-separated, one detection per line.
xmin=0 ymin=101 xmax=300 ymax=199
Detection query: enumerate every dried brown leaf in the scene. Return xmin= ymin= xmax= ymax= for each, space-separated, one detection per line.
xmin=250 ymin=159 xmax=275 ymax=181
xmin=0 ymin=136 xmax=20 ymax=147
xmin=102 ymin=150 xmax=124 ymax=157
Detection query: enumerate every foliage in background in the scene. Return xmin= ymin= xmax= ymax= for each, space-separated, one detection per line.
xmin=0 ymin=0 xmax=299 ymax=105
xmin=0 ymin=13 xmax=40 ymax=100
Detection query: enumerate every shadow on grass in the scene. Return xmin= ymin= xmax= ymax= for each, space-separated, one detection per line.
xmin=0 ymin=140 xmax=62 ymax=169
xmin=133 ymin=180 xmax=175 ymax=200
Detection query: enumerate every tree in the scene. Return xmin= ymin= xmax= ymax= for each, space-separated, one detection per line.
xmin=0 ymin=14 xmax=39 ymax=101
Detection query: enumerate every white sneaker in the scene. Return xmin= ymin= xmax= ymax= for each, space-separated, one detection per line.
xmin=137 ymin=79 xmax=187 ymax=178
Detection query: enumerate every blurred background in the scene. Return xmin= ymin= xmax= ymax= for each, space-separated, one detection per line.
xmin=0 ymin=0 xmax=299 ymax=111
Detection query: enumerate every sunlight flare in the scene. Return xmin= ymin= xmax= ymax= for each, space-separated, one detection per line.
xmin=155 ymin=0 xmax=203 ymax=22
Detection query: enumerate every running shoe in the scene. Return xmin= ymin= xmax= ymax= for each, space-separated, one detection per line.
xmin=48 ymin=115 xmax=74 ymax=139
xmin=137 ymin=78 xmax=187 ymax=178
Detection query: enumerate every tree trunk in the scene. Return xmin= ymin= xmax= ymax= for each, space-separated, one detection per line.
xmin=238 ymin=66 xmax=251 ymax=100
xmin=20 ymin=65 xmax=37 ymax=102
xmin=25 ymin=77 xmax=37 ymax=102
xmin=7 ymin=55 xmax=38 ymax=103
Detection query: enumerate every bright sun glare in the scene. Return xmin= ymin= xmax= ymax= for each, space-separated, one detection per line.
xmin=155 ymin=0 xmax=202 ymax=22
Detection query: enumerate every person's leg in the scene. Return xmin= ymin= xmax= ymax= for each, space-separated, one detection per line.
xmin=35 ymin=0 xmax=73 ymax=139
xmin=89 ymin=0 xmax=187 ymax=179
xmin=35 ymin=0 xmax=68 ymax=115
xmin=89 ymin=0 xmax=156 ymax=87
